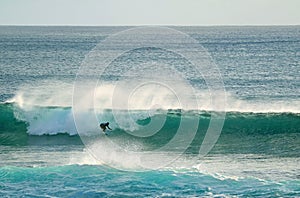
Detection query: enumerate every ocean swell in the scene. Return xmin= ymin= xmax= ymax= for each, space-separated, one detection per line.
xmin=0 ymin=102 xmax=299 ymax=150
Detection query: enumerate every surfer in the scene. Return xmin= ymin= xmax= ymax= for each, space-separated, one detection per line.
xmin=99 ymin=122 xmax=112 ymax=132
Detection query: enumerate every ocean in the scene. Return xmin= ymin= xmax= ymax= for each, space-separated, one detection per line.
xmin=0 ymin=26 xmax=299 ymax=197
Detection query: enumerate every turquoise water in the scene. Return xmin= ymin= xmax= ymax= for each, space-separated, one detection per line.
xmin=1 ymin=164 xmax=299 ymax=197
xmin=0 ymin=26 xmax=299 ymax=197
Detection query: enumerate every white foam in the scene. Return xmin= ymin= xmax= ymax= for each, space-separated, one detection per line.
xmin=7 ymin=80 xmax=300 ymax=113
xmin=13 ymin=106 xmax=77 ymax=135
xmin=7 ymin=80 xmax=74 ymax=108
xmin=6 ymin=80 xmax=300 ymax=136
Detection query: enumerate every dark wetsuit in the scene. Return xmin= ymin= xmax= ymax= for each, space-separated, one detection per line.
xmin=100 ymin=122 xmax=111 ymax=132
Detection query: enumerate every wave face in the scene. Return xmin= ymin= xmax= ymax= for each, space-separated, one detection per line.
xmin=2 ymin=103 xmax=299 ymax=136
xmin=1 ymin=103 xmax=299 ymax=157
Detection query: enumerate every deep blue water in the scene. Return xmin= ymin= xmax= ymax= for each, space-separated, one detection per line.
xmin=0 ymin=26 xmax=299 ymax=197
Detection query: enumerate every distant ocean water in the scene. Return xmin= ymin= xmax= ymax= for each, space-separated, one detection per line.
xmin=0 ymin=26 xmax=299 ymax=197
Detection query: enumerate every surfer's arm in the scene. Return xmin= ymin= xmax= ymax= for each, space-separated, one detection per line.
xmin=107 ymin=126 xmax=112 ymax=130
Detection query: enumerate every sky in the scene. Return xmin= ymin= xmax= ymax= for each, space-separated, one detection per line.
xmin=0 ymin=0 xmax=299 ymax=25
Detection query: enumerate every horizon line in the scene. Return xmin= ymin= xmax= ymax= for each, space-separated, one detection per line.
xmin=0 ymin=24 xmax=299 ymax=27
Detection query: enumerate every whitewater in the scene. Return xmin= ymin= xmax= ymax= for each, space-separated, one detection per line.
xmin=0 ymin=26 xmax=299 ymax=197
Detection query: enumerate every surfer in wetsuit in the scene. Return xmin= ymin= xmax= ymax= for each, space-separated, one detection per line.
xmin=99 ymin=122 xmax=112 ymax=132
